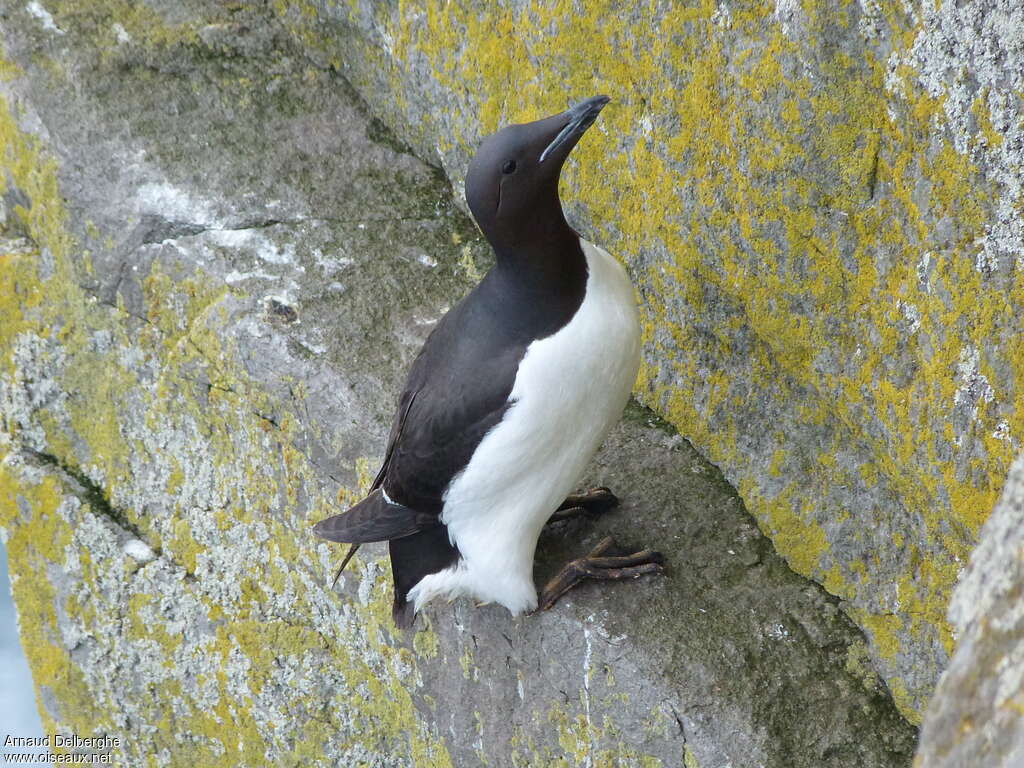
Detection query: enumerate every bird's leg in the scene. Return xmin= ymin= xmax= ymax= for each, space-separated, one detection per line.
xmin=537 ymin=536 xmax=664 ymax=611
xmin=546 ymin=486 xmax=619 ymax=524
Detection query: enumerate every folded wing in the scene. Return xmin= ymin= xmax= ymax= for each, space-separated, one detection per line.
xmin=312 ymin=488 xmax=437 ymax=543
xmin=315 ymin=281 xmax=527 ymax=544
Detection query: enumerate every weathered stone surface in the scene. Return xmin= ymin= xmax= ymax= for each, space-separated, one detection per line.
xmin=914 ymin=452 xmax=1024 ymax=767
xmin=273 ymin=0 xmax=1024 ymax=719
xmin=0 ymin=1 xmax=923 ymax=765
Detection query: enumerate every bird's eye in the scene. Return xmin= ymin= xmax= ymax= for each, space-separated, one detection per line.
xmin=501 ymin=160 xmax=517 ymax=175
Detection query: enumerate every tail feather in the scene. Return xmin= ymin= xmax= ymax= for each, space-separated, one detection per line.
xmin=330 ymin=543 xmax=361 ymax=588
xmin=388 ymin=527 xmax=460 ymax=630
xmin=316 ymin=487 xmax=457 ymax=631
xmin=392 ymin=597 xmax=416 ymax=629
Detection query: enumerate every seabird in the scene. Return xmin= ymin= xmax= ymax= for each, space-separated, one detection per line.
xmin=315 ymin=95 xmax=664 ymax=627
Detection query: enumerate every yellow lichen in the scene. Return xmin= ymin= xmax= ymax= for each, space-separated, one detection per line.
xmin=314 ymin=0 xmax=1024 ymax=720
xmin=0 ymin=69 xmax=454 ymax=766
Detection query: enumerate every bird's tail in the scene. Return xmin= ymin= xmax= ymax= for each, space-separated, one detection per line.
xmin=392 ymin=595 xmax=416 ymax=629
xmin=330 ymin=543 xmax=361 ymax=588
xmin=314 ymin=488 xmax=434 ymax=594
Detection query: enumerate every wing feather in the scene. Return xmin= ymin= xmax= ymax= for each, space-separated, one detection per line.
xmin=313 ymin=488 xmax=437 ymax=543
xmin=318 ymin=277 xmax=526 ymax=546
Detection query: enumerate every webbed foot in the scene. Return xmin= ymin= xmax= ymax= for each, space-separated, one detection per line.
xmin=537 ymin=536 xmax=664 ymax=611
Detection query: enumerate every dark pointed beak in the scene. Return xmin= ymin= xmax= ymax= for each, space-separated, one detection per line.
xmin=538 ymin=95 xmax=611 ymax=163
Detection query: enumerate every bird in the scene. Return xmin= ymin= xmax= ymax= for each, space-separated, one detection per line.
xmin=314 ymin=95 xmax=664 ymax=627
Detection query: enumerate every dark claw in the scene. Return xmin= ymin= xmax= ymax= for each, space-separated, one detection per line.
xmin=537 ymin=536 xmax=665 ymax=612
xmin=579 ymin=486 xmax=619 ymax=514
xmin=548 ymin=487 xmax=621 ymax=524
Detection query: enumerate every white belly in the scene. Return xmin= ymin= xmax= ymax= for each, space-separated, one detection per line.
xmin=408 ymin=239 xmax=641 ymax=615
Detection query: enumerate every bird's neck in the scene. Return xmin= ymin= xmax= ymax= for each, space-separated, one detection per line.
xmin=490 ymin=218 xmax=586 ymax=295
xmin=481 ymin=221 xmax=588 ymax=345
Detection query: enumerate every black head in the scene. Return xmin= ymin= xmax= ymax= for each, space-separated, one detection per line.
xmin=465 ymin=95 xmax=610 ymax=255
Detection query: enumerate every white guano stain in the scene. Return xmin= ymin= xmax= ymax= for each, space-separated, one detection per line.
xmin=582 ymin=623 xmax=595 ymax=768
xmin=223 ymin=268 xmax=279 ymax=284
xmin=206 ymin=229 xmax=297 ymax=266
xmin=27 ymin=1 xmax=63 ymax=34
xmin=891 ymin=0 xmax=1024 ymax=274
xmin=711 ymin=2 xmax=733 ymax=30
xmin=123 ymin=538 xmax=156 ymax=563
xmin=773 ymin=0 xmax=802 ymax=38
xmin=897 ymin=300 xmax=922 ymax=333
xmin=135 ymin=181 xmax=220 ymax=228
xmin=952 ymin=346 xmax=996 ymax=445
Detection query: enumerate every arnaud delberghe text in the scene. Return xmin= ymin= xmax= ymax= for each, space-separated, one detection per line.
xmin=5 ymin=734 xmax=120 ymax=750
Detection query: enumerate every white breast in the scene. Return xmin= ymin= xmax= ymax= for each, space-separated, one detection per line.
xmin=407 ymin=239 xmax=641 ymax=615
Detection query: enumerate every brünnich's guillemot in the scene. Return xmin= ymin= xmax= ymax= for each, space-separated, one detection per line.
xmin=314 ymin=95 xmax=664 ymax=627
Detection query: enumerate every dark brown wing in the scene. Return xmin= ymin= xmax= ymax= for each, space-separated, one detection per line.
xmin=369 ymin=389 xmax=419 ymax=492
xmin=379 ymin=300 xmax=524 ymax=516
xmin=312 ymin=488 xmax=437 ymax=543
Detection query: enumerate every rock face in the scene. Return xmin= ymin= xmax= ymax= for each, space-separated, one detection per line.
xmin=0 ymin=0 xmax=1016 ymax=765
xmin=313 ymin=0 xmax=1024 ymax=721
xmin=915 ymin=451 xmax=1024 ymax=767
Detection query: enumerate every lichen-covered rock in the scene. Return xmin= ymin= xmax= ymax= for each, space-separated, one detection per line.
xmin=0 ymin=1 xmax=922 ymax=765
xmin=914 ymin=452 xmax=1024 ymax=767
xmin=272 ymin=0 xmax=1024 ymax=720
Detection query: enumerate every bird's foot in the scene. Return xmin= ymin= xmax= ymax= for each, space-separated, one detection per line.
xmin=547 ymin=486 xmax=619 ymax=524
xmin=537 ymin=536 xmax=664 ymax=612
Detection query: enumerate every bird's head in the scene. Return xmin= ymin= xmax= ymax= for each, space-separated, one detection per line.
xmin=464 ymin=95 xmax=610 ymax=254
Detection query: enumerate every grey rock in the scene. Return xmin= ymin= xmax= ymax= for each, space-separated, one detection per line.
xmin=307 ymin=0 xmax=1024 ymax=719
xmin=915 ymin=452 xmax=1024 ymax=767
xmin=0 ymin=1 xmax=920 ymax=765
